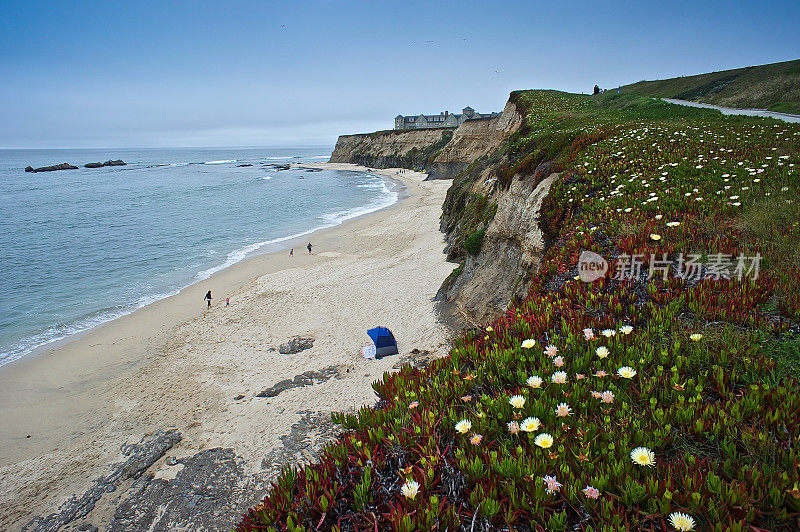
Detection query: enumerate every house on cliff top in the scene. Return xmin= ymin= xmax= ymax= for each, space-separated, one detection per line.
xmin=394 ymin=106 xmax=500 ymax=130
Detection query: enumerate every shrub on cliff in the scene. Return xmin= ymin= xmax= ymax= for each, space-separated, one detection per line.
xmin=237 ymin=90 xmax=800 ymax=531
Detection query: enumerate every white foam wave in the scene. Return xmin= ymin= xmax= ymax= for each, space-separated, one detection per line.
xmin=0 ymin=289 xmax=180 ymax=368
xmin=203 ymin=159 xmax=237 ymax=164
xmin=0 ymin=174 xmax=399 ymax=369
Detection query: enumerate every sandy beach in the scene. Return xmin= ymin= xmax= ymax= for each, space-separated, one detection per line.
xmin=0 ymin=163 xmax=455 ymax=530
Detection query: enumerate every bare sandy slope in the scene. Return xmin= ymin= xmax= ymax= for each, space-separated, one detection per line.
xmin=0 ymin=164 xmax=455 ymax=530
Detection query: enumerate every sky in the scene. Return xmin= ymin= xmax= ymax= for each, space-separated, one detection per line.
xmin=1 ymin=0 xmax=798 ymax=149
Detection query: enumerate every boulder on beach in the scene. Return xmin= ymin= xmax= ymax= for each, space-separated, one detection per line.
xmin=26 ymin=163 xmax=79 ymax=173
xmin=103 ymin=160 xmax=126 ymax=167
xmin=85 ymin=162 xmax=104 ymax=168
xmin=278 ymin=336 xmax=315 ymax=354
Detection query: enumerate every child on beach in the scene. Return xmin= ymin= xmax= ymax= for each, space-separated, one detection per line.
xmin=226 ymin=297 xmax=230 ymax=306
xmin=204 ymin=290 xmax=212 ymax=308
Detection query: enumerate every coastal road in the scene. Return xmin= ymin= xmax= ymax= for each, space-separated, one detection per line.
xmin=662 ymin=98 xmax=800 ymax=123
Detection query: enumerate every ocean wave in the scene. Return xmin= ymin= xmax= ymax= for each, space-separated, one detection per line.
xmin=0 ymin=173 xmax=399 ymax=368
xmin=0 ymin=289 xmax=179 ymax=368
xmin=203 ymin=159 xmax=237 ymax=165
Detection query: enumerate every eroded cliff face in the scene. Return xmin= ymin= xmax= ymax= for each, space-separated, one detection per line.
xmin=329 ymin=128 xmax=453 ymax=169
xmin=427 ymin=101 xmax=524 ymax=180
xmin=438 ymin=173 xmax=556 ymax=326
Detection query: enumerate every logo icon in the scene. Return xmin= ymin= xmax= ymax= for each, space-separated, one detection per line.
xmin=578 ymin=251 xmax=608 ymax=282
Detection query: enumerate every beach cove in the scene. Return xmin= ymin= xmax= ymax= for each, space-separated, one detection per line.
xmin=0 ymin=164 xmax=455 ymax=530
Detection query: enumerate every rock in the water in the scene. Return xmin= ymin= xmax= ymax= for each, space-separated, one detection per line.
xmin=103 ymin=159 xmax=126 ymax=166
xmin=237 ymin=163 xmax=253 ymax=167
xmin=278 ymin=336 xmax=315 ymax=354
xmin=84 ymin=162 xmax=104 ymax=168
xmin=26 ymin=163 xmax=79 ymax=173
xmin=25 ymin=165 xmax=35 ymax=172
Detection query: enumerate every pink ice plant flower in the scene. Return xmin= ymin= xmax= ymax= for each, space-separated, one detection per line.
xmin=601 ymin=391 xmax=614 ymax=403
xmin=555 ymin=403 xmax=572 ymax=417
xmin=544 ymin=344 xmax=558 ymax=357
xmin=583 ymin=328 xmax=596 ymax=340
xmin=583 ymin=485 xmax=601 ymax=499
xmin=543 ymin=475 xmax=562 ymax=494
xmin=553 ymin=356 xmax=565 ymax=367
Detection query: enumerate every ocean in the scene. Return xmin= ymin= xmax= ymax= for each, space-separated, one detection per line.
xmin=0 ymin=147 xmax=398 ymax=367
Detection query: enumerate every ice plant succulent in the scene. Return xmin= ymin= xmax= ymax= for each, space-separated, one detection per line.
xmin=630 ymin=446 xmax=656 ymax=467
xmin=527 ymin=375 xmax=543 ymax=388
xmin=555 ymin=403 xmax=572 ymax=417
xmin=455 ymin=419 xmax=472 ymax=434
xmin=542 ymin=475 xmax=562 ymax=494
xmin=520 ymin=416 xmax=541 ymax=432
xmin=668 ymin=511 xmax=696 ymax=531
xmin=534 ymin=433 xmax=554 ymax=449
xmin=401 ymin=480 xmax=420 ymax=500
xmin=583 ymin=485 xmax=601 ymax=499
xmin=509 ymin=395 xmax=525 ymax=409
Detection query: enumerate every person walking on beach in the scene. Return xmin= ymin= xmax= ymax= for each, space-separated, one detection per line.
xmin=289 ymin=248 xmax=293 ymax=257
xmin=204 ymin=290 xmax=212 ymax=308
xmin=307 ymin=242 xmax=312 ymax=254
xmin=226 ymin=297 xmax=230 ymax=307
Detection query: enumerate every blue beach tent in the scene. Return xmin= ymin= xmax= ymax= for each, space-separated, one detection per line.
xmin=367 ymin=326 xmax=399 ymax=358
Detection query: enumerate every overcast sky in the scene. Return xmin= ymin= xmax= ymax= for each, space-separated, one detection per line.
xmin=1 ymin=0 xmax=798 ymax=148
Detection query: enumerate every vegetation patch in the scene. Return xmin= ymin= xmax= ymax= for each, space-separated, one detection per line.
xmin=238 ymin=90 xmax=800 ymax=531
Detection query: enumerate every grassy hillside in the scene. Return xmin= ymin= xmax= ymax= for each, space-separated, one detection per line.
xmin=237 ymin=91 xmax=800 ymax=531
xmin=621 ymin=59 xmax=800 ymax=115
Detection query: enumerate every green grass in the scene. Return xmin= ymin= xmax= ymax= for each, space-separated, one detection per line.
xmin=621 ymin=58 xmax=800 ymax=113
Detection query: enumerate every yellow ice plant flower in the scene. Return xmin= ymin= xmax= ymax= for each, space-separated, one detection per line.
xmin=455 ymin=419 xmax=472 ymax=434
xmin=521 ymin=339 xmax=536 ymax=348
xmin=617 ymin=366 xmax=637 ymax=379
xmin=595 ymin=346 xmax=610 ymax=359
xmin=520 ymin=417 xmax=541 ymax=432
xmin=649 ymin=233 xmax=662 ymax=241
xmin=690 ymin=333 xmax=703 ymax=341
xmin=470 ymin=433 xmax=483 ymax=446
xmin=534 ymin=433 xmax=554 ymax=449
xmin=527 ymin=375 xmax=543 ymax=388
xmin=668 ymin=511 xmax=696 ymax=531
xmin=666 ymin=221 xmax=681 ymax=227
xmin=630 ymin=446 xmax=655 ymax=467
xmin=619 ymin=325 xmax=633 ymax=335
xmin=401 ymin=480 xmax=420 ymax=500
xmin=486 ymin=326 xmax=493 ymax=332
xmin=601 ymin=329 xmax=616 ymax=337
xmin=509 ymin=395 xmax=525 ymax=409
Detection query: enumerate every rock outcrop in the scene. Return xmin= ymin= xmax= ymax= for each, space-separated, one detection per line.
xmin=25 ymin=163 xmax=79 ymax=173
xmin=84 ymin=162 xmax=104 ymax=168
xmin=103 ymin=160 xmax=126 ymax=167
xmin=278 ymin=335 xmax=315 ymax=354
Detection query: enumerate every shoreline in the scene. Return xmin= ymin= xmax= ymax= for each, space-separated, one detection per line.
xmin=0 ymin=164 xmax=408 ymax=371
xmin=0 ymin=163 xmax=455 ymax=530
